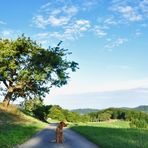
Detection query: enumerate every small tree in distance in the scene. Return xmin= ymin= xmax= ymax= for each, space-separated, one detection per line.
xmin=0 ymin=35 xmax=78 ymax=106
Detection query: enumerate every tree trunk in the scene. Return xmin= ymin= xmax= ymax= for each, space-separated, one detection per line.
xmin=3 ymin=92 xmax=13 ymax=107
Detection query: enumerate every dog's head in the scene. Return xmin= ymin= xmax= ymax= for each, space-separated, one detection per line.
xmin=59 ymin=121 xmax=67 ymax=128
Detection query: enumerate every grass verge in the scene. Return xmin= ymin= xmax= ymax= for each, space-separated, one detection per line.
xmin=70 ymin=120 xmax=148 ymax=148
xmin=0 ymin=103 xmax=48 ymax=148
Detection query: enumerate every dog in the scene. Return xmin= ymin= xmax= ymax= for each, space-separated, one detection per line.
xmin=56 ymin=121 xmax=67 ymax=143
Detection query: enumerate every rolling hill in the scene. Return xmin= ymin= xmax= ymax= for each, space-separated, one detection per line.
xmin=71 ymin=105 xmax=148 ymax=114
xmin=134 ymin=105 xmax=148 ymax=112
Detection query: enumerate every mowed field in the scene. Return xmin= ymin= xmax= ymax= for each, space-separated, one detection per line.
xmin=70 ymin=120 xmax=148 ymax=148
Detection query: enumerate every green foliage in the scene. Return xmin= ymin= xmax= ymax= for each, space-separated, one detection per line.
xmin=21 ymin=98 xmax=43 ymax=115
xmin=0 ymin=35 xmax=78 ymax=105
xmin=32 ymin=105 xmax=52 ymax=121
xmin=98 ymin=112 xmax=111 ymax=121
xmin=22 ymin=103 xmax=90 ymax=123
xmin=130 ymin=119 xmax=148 ymax=128
xmin=21 ymin=98 xmax=52 ymax=121
xmin=88 ymin=108 xmax=148 ymax=128
xmin=48 ymin=105 xmax=65 ymax=121
xmin=47 ymin=105 xmax=90 ymax=123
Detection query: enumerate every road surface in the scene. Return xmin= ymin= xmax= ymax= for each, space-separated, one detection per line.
xmin=16 ymin=123 xmax=99 ymax=148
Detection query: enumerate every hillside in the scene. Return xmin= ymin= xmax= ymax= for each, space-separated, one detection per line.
xmin=134 ymin=105 xmax=148 ymax=112
xmin=0 ymin=103 xmax=47 ymax=148
xmin=71 ymin=108 xmax=99 ymax=114
xmin=71 ymin=105 xmax=148 ymax=115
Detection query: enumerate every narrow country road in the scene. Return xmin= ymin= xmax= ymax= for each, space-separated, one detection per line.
xmin=16 ymin=123 xmax=99 ymax=148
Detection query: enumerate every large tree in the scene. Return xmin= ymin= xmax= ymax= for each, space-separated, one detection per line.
xmin=0 ymin=35 xmax=78 ymax=106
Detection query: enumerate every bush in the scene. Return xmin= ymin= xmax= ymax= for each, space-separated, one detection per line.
xmin=130 ymin=119 xmax=147 ymax=128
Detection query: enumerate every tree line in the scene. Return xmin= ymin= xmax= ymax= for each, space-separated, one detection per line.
xmin=21 ymin=98 xmax=148 ymax=128
xmin=89 ymin=108 xmax=148 ymax=128
xmin=21 ymin=98 xmax=89 ymax=123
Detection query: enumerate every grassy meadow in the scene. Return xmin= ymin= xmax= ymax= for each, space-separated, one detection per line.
xmin=0 ymin=104 xmax=48 ymax=148
xmin=70 ymin=120 xmax=148 ymax=148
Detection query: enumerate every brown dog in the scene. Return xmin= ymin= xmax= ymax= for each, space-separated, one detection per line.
xmin=56 ymin=121 xmax=67 ymax=143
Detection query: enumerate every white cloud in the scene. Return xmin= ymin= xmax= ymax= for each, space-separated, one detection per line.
xmin=135 ymin=29 xmax=142 ymax=36
xmin=113 ymin=6 xmax=142 ymax=22
xmin=105 ymin=37 xmax=127 ymax=49
xmin=48 ymin=16 xmax=70 ymax=26
xmin=104 ymin=17 xmax=118 ymax=25
xmin=35 ymin=32 xmax=49 ymax=38
xmin=109 ymin=0 xmax=148 ymax=23
xmin=0 ymin=20 xmax=6 ymax=25
xmin=107 ymin=65 xmax=130 ymax=70
xmin=93 ymin=26 xmax=107 ymax=38
xmin=63 ymin=5 xmax=78 ymax=16
xmin=33 ymin=15 xmax=48 ymax=29
xmin=33 ymin=19 xmax=91 ymax=41
xmin=45 ymin=77 xmax=148 ymax=97
xmin=33 ymin=2 xmax=79 ymax=29
xmin=40 ymin=2 xmax=51 ymax=10
xmin=82 ymin=0 xmax=100 ymax=11
xmin=1 ymin=30 xmax=14 ymax=38
xmin=50 ymin=19 xmax=91 ymax=40
xmin=140 ymin=0 xmax=148 ymax=14
xmin=33 ymin=14 xmax=71 ymax=28
xmin=0 ymin=29 xmax=22 ymax=40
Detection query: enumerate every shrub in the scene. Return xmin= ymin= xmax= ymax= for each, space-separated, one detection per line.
xmin=130 ymin=119 xmax=147 ymax=128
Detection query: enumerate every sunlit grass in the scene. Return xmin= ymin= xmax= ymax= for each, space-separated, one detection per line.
xmin=0 ymin=103 xmax=48 ymax=148
xmin=70 ymin=120 xmax=148 ymax=148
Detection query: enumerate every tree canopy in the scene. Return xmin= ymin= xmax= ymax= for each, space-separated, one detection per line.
xmin=0 ymin=35 xmax=78 ymax=106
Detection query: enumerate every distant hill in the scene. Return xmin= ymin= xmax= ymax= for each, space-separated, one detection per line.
xmin=71 ymin=105 xmax=148 ymax=114
xmin=71 ymin=108 xmax=99 ymax=114
xmin=133 ymin=105 xmax=148 ymax=113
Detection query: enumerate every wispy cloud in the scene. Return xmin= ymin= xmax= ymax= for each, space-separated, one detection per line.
xmin=109 ymin=0 xmax=148 ymax=24
xmin=140 ymin=0 xmax=148 ymax=14
xmin=135 ymin=29 xmax=142 ymax=36
xmin=1 ymin=30 xmax=13 ymax=38
xmin=35 ymin=32 xmax=49 ymax=38
xmin=47 ymin=86 xmax=148 ymax=109
xmin=0 ymin=29 xmax=22 ymax=39
xmin=82 ymin=0 xmax=100 ymax=11
xmin=107 ymin=65 xmax=130 ymax=70
xmin=31 ymin=0 xmax=148 ymax=43
xmin=0 ymin=20 xmax=6 ymax=25
xmin=40 ymin=2 xmax=51 ymax=10
xmin=32 ymin=15 xmax=48 ymax=29
xmin=51 ymin=19 xmax=91 ymax=41
xmin=34 ymin=19 xmax=91 ymax=42
xmin=104 ymin=17 xmax=118 ymax=25
xmin=105 ymin=37 xmax=127 ymax=49
xmin=33 ymin=12 xmax=72 ymax=28
xmin=112 ymin=5 xmax=142 ymax=22
xmin=93 ymin=26 xmax=107 ymax=38
xmin=33 ymin=2 xmax=79 ymax=29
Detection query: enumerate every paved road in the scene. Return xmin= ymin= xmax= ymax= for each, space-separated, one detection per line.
xmin=16 ymin=123 xmax=99 ymax=148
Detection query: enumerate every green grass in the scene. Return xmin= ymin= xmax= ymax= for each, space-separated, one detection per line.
xmin=0 ymin=104 xmax=48 ymax=148
xmin=70 ymin=120 xmax=148 ymax=148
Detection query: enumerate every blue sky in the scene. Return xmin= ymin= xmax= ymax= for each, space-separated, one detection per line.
xmin=0 ymin=0 xmax=148 ymax=109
